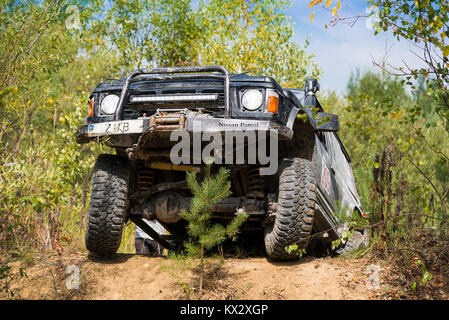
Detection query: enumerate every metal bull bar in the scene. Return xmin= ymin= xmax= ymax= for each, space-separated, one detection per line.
xmin=114 ymin=66 xmax=231 ymax=121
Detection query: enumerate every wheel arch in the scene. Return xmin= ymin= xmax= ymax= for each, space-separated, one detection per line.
xmin=279 ymin=116 xmax=316 ymax=161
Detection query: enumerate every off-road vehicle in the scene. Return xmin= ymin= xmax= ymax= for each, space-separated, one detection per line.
xmin=76 ymin=66 xmax=366 ymax=260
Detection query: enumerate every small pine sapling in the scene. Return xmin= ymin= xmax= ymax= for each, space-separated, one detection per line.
xmin=180 ymin=165 xmax=248 ymax=292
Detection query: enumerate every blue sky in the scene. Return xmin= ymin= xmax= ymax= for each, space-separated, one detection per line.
xmin=286 ymin=1 xmax=425 ymax=94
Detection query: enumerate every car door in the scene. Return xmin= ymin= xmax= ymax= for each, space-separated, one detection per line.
xmin=315 ymin=132 xmax=339 ymax=213
xmin=324 ymin=132 xmax=362 ymax=217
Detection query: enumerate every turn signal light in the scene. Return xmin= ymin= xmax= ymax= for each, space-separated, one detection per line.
xmin=88 ymin=99 xmax=94 ymax=117
xmin=267 ymin=90 xmax=279 ymax=113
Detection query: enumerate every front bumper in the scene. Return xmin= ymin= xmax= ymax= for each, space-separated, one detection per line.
xmin=76 ymin=113 xmax=293 ymax=145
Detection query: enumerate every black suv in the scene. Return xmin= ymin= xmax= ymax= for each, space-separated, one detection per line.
xmin=76 ymin=66 xmax=366 ymax=260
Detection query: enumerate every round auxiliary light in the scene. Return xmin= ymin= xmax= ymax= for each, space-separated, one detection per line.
xmin=100 ymin=94 xmax=120 ymax=115
xmin=242 ymin=89 xmax=263 ymax=111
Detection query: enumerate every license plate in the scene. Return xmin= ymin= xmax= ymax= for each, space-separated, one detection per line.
xmin=87 ymin=120 xmax=144 ymax=136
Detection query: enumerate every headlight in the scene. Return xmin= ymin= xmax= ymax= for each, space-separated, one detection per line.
xmin=242 ymin=89 xmax=263 ymax=111
xmin=100 ymin=94 xmax=120 ymax=115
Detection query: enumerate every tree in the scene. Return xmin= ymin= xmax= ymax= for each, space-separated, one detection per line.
xmin=307 ymin=0 xmax=449 ymax=125
xmin=180 ymin=165 xmax=248 ymax=292
xmin=0 ymin=0 xmax=117 ymax=254
xmin=306 ymin=0 xmax=449 ymax=225
xmin=95 ymin=0 xmax=320 ymax=86
xmin=370 ymin=0 xmax=449 ymax=122
xmin=197 ymin=0 xmax=320 ymax=87
xmin=329 ymin=70 xmax=449 ymax=226
xmin=92 ymin=0 xmax=203 ymax=70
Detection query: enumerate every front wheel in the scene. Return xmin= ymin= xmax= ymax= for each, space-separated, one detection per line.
xmin=264 ymin=158 xmax=317 ymax=260
xmin=85 ymin=154 xmax=130 ymax=256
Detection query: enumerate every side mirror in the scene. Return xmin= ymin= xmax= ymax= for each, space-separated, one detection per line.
xmin=316 ymin=112 xmax=339 ymax=131
xmin=305 ymin=78 xmax=320 ymax=94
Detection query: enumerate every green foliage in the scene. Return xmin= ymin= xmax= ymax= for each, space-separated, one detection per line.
xmin=94 ymin=0 xmax=202 ymax=69
xmin=94 ymin=0 xmax=320 ymax=84
xmin=327 ymin=70 xmax=449 ymax=234
xmin=0 ymin=0 xmax=115 ymax=256
xmin=180 ymin=165 xmax=247 ymax=292
xmin=0 ymin=0 xmax=316 ymax=262
xmin=310 ymin=0 xmax=449 ymax=123
xmin=285 ymin=244 xmax=306 ymax=257
xmin=369 ymin=0 xmax=449 ymax=124
xmin=331 ymin=229 xmax=355 ymax=250
xmin=197 ymin=0 xmax=320 ymax=87
xmin=181 ymin=282 xmax=197 ymax=299
xmin=180 ymin=166 xmax=248 ymax=255
xmin=412 ymin=259 xmax=433 ymax=291
xmin=330 ymin=203 xmax=366 ymax=251
xmin=2 ymin=2 xmax=447 ymax=276
xmin=0 ymin=262 xmax=24 ymax=299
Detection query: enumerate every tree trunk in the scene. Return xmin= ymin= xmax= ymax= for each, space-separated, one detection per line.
xmin=199 ymin=243 xmax=204 ymax=293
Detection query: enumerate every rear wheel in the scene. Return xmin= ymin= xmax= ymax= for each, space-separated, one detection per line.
xmin=85 ymin=154 xmax=130 ymax=256
xmin=264 ymin=158 xmax=316 ymax=260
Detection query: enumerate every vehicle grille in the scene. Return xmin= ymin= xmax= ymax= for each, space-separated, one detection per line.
xmin=122 ymin=79 xmax=225 ymax=119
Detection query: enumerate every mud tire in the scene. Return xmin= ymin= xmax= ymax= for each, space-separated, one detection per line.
xmin=85 ymin=154 xmax=130 ymax=256
xmin=264 ymin=158 xmax=316 ymax=260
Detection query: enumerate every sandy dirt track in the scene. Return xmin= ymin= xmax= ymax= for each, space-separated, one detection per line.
xmin=14 ymin=253 xmax=383 ymax=300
